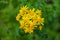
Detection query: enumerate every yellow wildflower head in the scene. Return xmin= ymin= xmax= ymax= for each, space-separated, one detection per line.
xmin=16 ymin=5 xmax=44 ymax=34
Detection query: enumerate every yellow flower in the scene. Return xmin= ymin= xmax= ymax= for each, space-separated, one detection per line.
xmin=32 ymin=14 xmax=37 ymax=20
xmin=39 ymin=26 xmax=43 ymax=31
xmin=29 ymin=21 xmax=34 ymax=28
xmin=24 ymin=28 xmax=33 ymax=34
xmin=33 ymin=20 xmax=37 ymax=25
xmin=16 ymin=5 xmax=44 ymax=34
xmin=16 ymin=13 xmax=20 ymax=21
xmin=36 ymin=9 xmax=41 ymax=16
xmin=26 ymin=14 xmax=32 ymax=19
xmin=19 ymin=21 xmax=24 ymax=29
xmin=40 ymin=18 xmax=44 ymax=25
xmin=20 ymin=5 xmax=28 ymax=12
xmin=28 ymin=8 xmax=35 ymax=15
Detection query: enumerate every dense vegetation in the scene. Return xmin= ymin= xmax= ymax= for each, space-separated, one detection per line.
xmin=0 ymin=0 xmax=60 ymax=40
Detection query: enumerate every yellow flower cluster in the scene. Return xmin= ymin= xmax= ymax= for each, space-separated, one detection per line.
xmin=16 ymin=5 xmax=44 ymax=34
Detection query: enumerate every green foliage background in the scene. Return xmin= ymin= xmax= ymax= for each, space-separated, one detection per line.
xmin=0 ymin=0 xmax=60 ymax=40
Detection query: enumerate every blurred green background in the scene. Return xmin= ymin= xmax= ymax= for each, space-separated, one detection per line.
xmin=0 ymin=0 xmax=60 ymax=40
